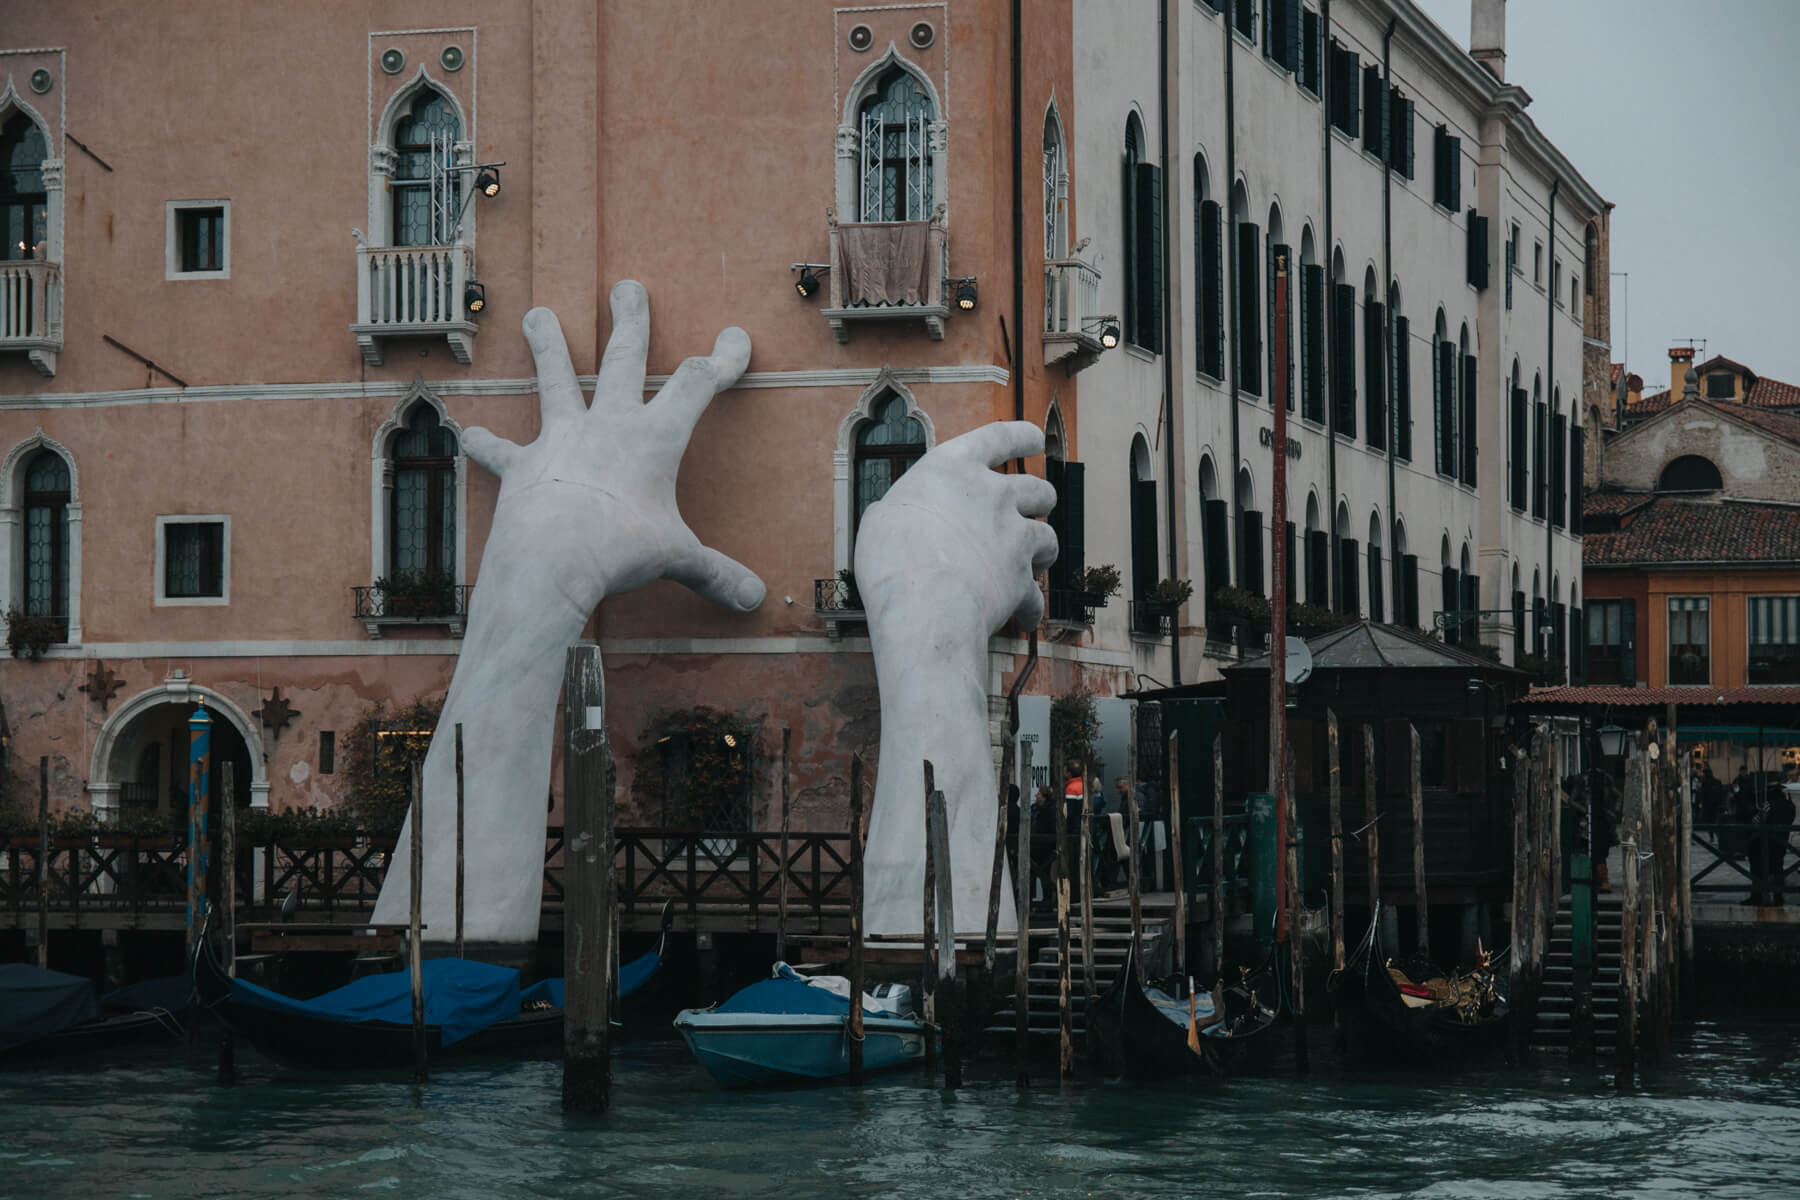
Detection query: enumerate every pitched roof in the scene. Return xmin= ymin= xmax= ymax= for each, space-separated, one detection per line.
xmin=1695 ymin=353 xmax=1755 ymax=379
xmin=1582 ymin=490 xmax=1652 ymax=518
xmin=1748 ymin=374 xmax=1800 ymax=409
xmin=1727 ymin=403 xmax=1800 ymax=446
xmin=1628 ymin=368 xmax=1800 ymax=417
xmin=1582 ymin=496 xmax=1800 ymax=566
xmin=1228 ymin=620 xmax=1518 ymax=674
xmin=1628 ymin=389 xmax=1672 ymax=416
xmin=1522 ymin=684 xmax=1800 ymax=710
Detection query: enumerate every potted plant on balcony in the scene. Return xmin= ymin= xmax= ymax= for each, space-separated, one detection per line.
xmin=1077 ymin=564 xmax=1121 ymax=613
xmin=377 ymin=569 xmax=458 ymax=619
xmin=95 ymin=806 xmax=185 ymax=850
xmin=1286 ymin=600 xmax=1353 ymax=640
xmin=5 ymin=606 xmax=59 ymax=660
xmin=836 ymin=566 xmax=863 ymax=612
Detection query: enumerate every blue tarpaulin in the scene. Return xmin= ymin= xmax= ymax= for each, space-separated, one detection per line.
xmin=713 ymin=964 xmax=849 ymax=1016
xmin=102 ymin=974 xmax=190 ymax=1015
xmin=229 ymin=958 xmax=519 ymax=1046
xmin=517 ymin=946 xmax=661 ymax=1011
xmin=0 ymin=964 xmax=101 ymax=1052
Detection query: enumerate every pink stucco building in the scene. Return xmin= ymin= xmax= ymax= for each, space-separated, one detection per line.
xmin=0 ymin=3 xmax=1105 ymax=832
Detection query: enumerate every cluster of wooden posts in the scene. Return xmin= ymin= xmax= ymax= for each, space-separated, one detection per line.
xmin=1508 ymin=711 xmax=1690 ymax=1079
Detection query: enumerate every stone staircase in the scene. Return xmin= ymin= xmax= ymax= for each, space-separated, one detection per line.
xmin=1531 ymin=892 xmax=1623 ymax=1054
xmin=982 ymin=893 xmax=1177 ymax=1039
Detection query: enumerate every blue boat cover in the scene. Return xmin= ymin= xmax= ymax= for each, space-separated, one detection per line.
xmin=229 ymin=958 xmax=519 ymax=1046
xmin=713 ymin=964 xmax=848 ymax=1016
xmin=102 ymin=974 xmax=191 ymax=1015
xmin=0 ymin=963 xmax=101 ymax=1052
xmin=517 ymin=947 xmax=661 ymax=1010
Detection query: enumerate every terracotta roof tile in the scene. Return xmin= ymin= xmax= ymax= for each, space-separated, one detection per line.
xmin=1628 ymin=389 xmax=1672 ymax=416
xmin=1748 ymin=375 xmax=1800 ymax=409
xmin=1523 ymin=684 xmax=1800 ymax=708
xmin=1582 ymin=490 xmax=1651 ymax=518
xmin=1725 ymin=403 xmax=1800 ymax=446
xmin=1582 ymin=496 xmax=1800 ymax=566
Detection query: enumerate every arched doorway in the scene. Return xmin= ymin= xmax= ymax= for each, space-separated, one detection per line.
xmin=90 ymin=682 xmax=265 ymax=820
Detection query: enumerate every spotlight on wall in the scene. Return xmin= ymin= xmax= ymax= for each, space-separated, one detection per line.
xmin=956 ymin=279 xmax=978 ymax=311
xmin=791 ymin=262 xmax=829 ymax=300
xmin=464 ymin=280 xmax=487 ymax=314
xmin=474 ymin=167 xmax=502 ymax=198
xmin=1085 ymin=314 xmax=1121 ymax=350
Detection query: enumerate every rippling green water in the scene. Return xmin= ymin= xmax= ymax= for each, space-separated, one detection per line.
xmin=4 ymin=1019 xmax=1798 ymax=1199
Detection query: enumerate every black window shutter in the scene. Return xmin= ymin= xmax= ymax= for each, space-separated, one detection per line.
xmin=1364 ymin=298 xmax=1386 ymax=449
xmin=1434 ymin=125 xmax=1450 ymax=207
xmin=1461 ymin=573 xmax=1479 ymax=646
xmin=1331 ymin=44 xmax=1360 ymax=135
xmin=1284 ymin=0 xmax=1303 ymax=73
xmin=1532 ymin=401 xmax=1547 ymax=518
xmin=1442 ymin=566 xmax=1460 ymax=644
xmin=1460 ymin=353 xmax=1478 ymax=485
xmin=1448 ymin=134 xmax=1461 ymax=209
xmin=1063 ymin=460 xmax=1086 ymax=602
xmin=1402 ymin=555 xmax=1420 ymax=628
xmin=1284 ymin=521 xmax=1297 ymax=605
xmin=1339 ymin=537 xmax=1361 ymax=616
xmin=1403 ymin=99 xmax=1416 ymax=178
xmin=1264 ymin=0 xmax=1277 ymax=60
xmin=1132 ymin=476 xmax=1159 ymax=604
xmin=1237 ymin=222 xmax=1262 ymax=394
xmin=1570 ymin=604 xmax=1584 ymax=683
xmin=1203 ymin=499 xmax=1231 ymax=623
xmin=1437 ymin=341 xmax=1457 ymax=477
xmin=1512 ymin=590 xmax=1526 ymax=661
xmin=1504 ymin=239 xmax=1514 ymax=309
xmin=1301 ymin=9 xmax=1320 ymax=92
xmin=1572 ymin=425 xmax=1585 ymax=534
xmin=1236 ymin=0 xmax=1254 ymax=39
xmin=1433 ymin=339 xmax=1447 ymax=475
xmin=1394 ymin=314 xmax=1412 ymax=460
xmin=1467 ymin=212 xmax=1489 ymax=289
xmin=1201 ymin=200 xmax=1224 ymax=377
xmin=1044 ymin=457 xmax=1067 ymax=601
xmin=1240 ymin=509 xmax=1265 ymax=596
xmin=1122 ymin=149 xmax=1137 ymax=347
xmin=1301 ymin=264 xmax=1325 ymax=422
xmin=1306 ymin=529 xmax=1329 ymax=606
xmin=1551 ymin=412 xmax=1567 ymax=528
xmin=1620 ymin=599 xmax=1636 ymax=685
xmin=1510 ymin=389 xmax=1527 ymax=509
xmin=1134 ymin=162 xmax=1164 ymax=354
xmin=1367 ymin=543 xmax=1384 ymax=622
xmin=1331 ymin=282 xmax=1356 ymax=437
xmin=1363 ymin=65 xmax=1384 ymax=156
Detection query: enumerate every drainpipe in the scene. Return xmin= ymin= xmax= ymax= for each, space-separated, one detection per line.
xmin=1159 ymin=0 xmax=1180 ymax=685
xmin=1382 ymin=17 xmax=1399 ymax=611
xmin=1323 ymin=0 xmax=1338 ymax=605
xmin=1225 ymin=1 xmax=1241 ymax=593
xmin=1011 ymin=0 xmax=1025 ymax=434
xmin=1544 ymin=179 xmax=1559 ymax=647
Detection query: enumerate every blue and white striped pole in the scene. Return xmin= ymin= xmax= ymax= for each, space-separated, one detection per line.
xmin=186 ymin=703 xmax=213 ymax=958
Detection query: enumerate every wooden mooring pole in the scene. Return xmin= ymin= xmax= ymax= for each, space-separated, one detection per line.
xmin=920 ymin=760 xmax=938 ymax=1079
xmin=36 ymin=756 xmax=48 ymax=970
xmin=1211 ymin=733 xmax=1225 ymax=980
xmin=926 ymin=784 xmax=958 ymax=1088
xmin=1286 ymin=741 xmax=1306 ymax=1072
xmin=1364 ymin=724 xmax=1381 ymax=946
xmin=1080 ymin=762 xmax=1097 ymax=999
xmin=1409 ymin=724 xmax=1428 ymax=959
xmin=1054 ymin=770 xmax=1073 ymax=1083
xmin=217 ymin=761 xmax=237 ymax=1085
xmin=1616 ymin=735 xmax=1642 ymax=1088
xmin=1327 ymin=709 xmax=1344 ymax=1051
xmin=778 ymin=728 xmax=791 ymax=965
xmin=1126 ymin=708 xmax=1142 ymax=986
xmin=1169 ymin=732 xmax=1186 ymax=981
xmin=1640 ymin=719 xmax=1662 ymax=1064
xmin=408 ymin=761 xmax=427 ymax=1085
xmin=561 ymin=644 xmax=614 ymax=1112
xmin=454 ymin=723 xmax=465 ymax=962
xmin=985 ymin=720 xmax=1015 ymax=979
xmin=1015 ymin=737 xmax=1033 ymax=1089
xmin=848 ymin=755 xmax=866 ymax=1084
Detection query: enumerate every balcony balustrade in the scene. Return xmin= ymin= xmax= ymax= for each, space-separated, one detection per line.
xmin=353 ymin=583 xmax=470 ymax=639
xmin=0 ymin=259 xmax=62 ymax=377
xmin=351 ymin=243 xmax=478 ymax=366
xmin=813 ymin=575 xmax=866 ymax=641
xmin=822 ymin=212 xmax=949 ymax=343
xmin=1042 ymin=256 xmax=1105 ymax=374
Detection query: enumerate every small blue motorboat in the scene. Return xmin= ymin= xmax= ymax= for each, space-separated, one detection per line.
xmin=1 ymin=964 xmax=185 ymax=1065
xmin=674 ymin=963 xmax=927 ymax=1087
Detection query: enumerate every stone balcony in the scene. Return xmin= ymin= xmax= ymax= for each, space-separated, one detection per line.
xmin=821 ymin=213 xmax=949 ymax=343
xmin=351 ymin=243 xmax=479 ymax=366
xmin=0 ymin=259 xmax=62 ymax=377
xmin=1042 ymin=256 xmax=1106 ymax=375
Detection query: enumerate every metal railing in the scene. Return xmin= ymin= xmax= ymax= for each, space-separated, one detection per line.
xmin=0 ymin=259 xmax=60 ymax=345
xmin=352 ymin=583 xmax=471 ymax=622
xmin=813 ymin=576 xmax=863 ymax=614
xmin=1043 ymin=257 xmax=1101 ymax=334
xmin=1129 ymin=601 xmax=1172 ymax=638
xmin=1689 ymin=821 xmax=1800 ymax=903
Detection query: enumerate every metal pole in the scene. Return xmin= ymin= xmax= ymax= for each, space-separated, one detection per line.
xmin=848 ymin=754 xmax=866 ymax=1084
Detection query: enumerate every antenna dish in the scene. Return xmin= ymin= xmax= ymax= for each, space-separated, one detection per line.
xmin=1284 ymin=637 xmax=1313 ymax=686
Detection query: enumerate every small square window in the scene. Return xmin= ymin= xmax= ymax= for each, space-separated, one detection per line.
xmin=166 ymin=200 xmax=230 ymax=279
xmin=156 ymin=515 xmax=230 ymax=605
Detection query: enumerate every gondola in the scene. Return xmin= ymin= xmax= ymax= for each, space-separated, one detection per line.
xmin=192 ymin=899 xmax=673 ymax=1070
xmin=1327 ymin=899 xmax=1508 ymax=1066
xmin=1 ymin=963 xmax=185 ymax=1066
xmin=1089 ymin=942 xmax=1282 ymax=1078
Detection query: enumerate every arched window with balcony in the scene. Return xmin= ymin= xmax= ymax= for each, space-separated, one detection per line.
xmin=858 ymin=66 xmax=936 ymax=223
xmin=388 ymin=404 xmax=458 ymax=582
xmin=1 ymin=110 xmax=48 ymax=261
xmin=390 ymin=87 xmax=463 ymax=247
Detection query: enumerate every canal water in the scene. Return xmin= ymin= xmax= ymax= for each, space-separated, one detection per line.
xmin=4 ymin=1017 xmax=1797 ymax=1199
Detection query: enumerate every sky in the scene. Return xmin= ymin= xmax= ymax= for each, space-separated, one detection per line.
xmin=1412 ymin=0 xmax=1800 ymax=390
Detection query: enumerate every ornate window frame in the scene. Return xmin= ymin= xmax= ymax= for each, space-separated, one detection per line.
xmin=0 ymin=66 xmax=65 ymax=377
xmin=836 ymin=46 xmax=948 ymax=225
xmin=0 ymin=430 xmax=79 ymax=645
xmin=369 ymin=377 xmax=468 ymax=633
xmin=833 ymin=367 xmax=935 ymax=578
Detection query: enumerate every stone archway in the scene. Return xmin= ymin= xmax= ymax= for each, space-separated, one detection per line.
xmin=88 ymin=675 xmax=267 ymax=820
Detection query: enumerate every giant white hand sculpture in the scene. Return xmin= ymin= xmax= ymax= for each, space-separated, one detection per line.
xmin=856 ymin=422 xmax=1058 ymax=936
xmin=372 ymin=283 xmax=763 ymax=946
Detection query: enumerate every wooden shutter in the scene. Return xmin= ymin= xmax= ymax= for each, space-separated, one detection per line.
xmin=1134 ymin=161 xmax=1164 ymax=354
xmin=1240 ymin=509 xmax=1265 ymax=596
xmin=1306 ymin=529 xmax=1329 ymax=606
xmin=1571 ymin=425 xmax=1585 ymax=533
xmin=1363 ymin=64 xmax=1384 ymax=156
xmin=1394 ymin=314 xmax=1412 ymax=460
xmin=1467 ymin=212 xmax=1489 ymax=289
xmin=1203 ymin=499 xmax=1231 ymax=615
xmin=1044 ymin=457 xmax=1069 ymax=604
xmin=1132 ymin=476 xmax=1158 ymax=603
xmin=1267 ymin=239 xmax=1282 ymax=407
xmin=1433 ymin=340 xmax=1447 ymax=475
xmin=1571 ymin=604 xmax=1585 ymax=683
xmin=1367 ymin=543 xmax=1384 ymax=622
xmin=1060 ymin=460 xmax=1085 ymax=597
xmin=1434 ymin=125 xmax=1451 ymax=207
xmin=1284 ymin=0 xmax=1303 ymax=73
xmin=1237 ymin=222 xmax=1262 ymax=394
xmin=1532 ymin=402 xmax=1547 ymax=518
xmin=1510 ymin=388 xmax=1528 ymax=509
xmin=1439 ymin=341 xmax=1458 ymax=477
xmin=1301 ymin=8 xmax=1321 ymax=93
xmin=1442 ymin=565 xmax=1460 ymax=643
xmin=1447 ymin=133 xmax=1461 ymax=209
xmin=1363 ymin=298 xmax=1386 ymax=450
xmin=1339 ymin=537 xmax=1360 ymax=615
xmin=1401 ymin=98 xmax=1416 ymax=178
xmin=1512 ymin=589 xmax=1526 ymax=660
xmin=1301 ymin=264 xmax=1325 ymax=422
xmin=1461 ymin=573 xmax=1479 ymax=645
xmin=1332 ymin=282 xmax=1357 ymax=437
xmin=1201 ymin=200 xmax=1224 ymax=377
xmin=1402 ymin=555 xmax=1420 ymax=628
xmin=1284 ymin=521 xmax=1297 ymax=605
xmin=1460 ymin=354 xmax=1478 ymax=484
xmin=1551 ymin=412 xmax=1567 ymax=528
xmin=1620 ymin=599 xmax=1636 ymax=685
